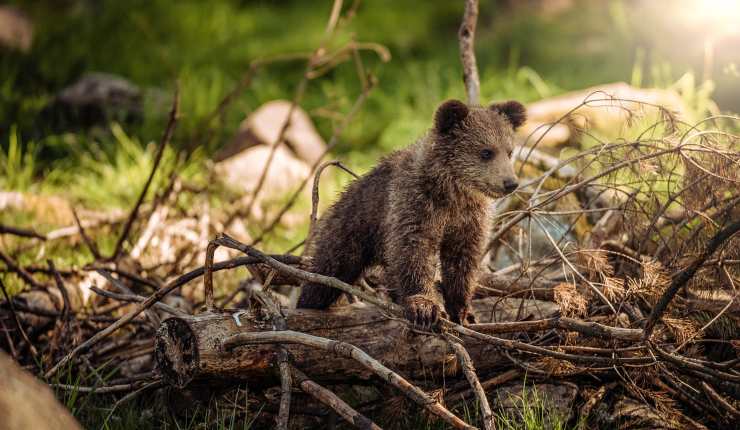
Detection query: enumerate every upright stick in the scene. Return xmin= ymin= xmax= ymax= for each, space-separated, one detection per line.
xmin=459 ymin=0 xmax=481 ymax=105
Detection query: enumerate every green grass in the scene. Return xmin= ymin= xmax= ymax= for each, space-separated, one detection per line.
xmin=0 ymin=125 xmax=38 ymax=191
xmin=494 ymin=384 xmax=574 ymax=430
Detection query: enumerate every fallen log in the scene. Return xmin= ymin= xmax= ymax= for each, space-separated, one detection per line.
xmin=155 ymin=298 xmax=557 ymax=388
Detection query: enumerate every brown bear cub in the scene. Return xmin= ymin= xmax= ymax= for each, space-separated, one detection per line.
xmin=297 ymin=99 xmax=525 ymax=327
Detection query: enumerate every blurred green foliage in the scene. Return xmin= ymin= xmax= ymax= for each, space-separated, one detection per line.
xmin=1 ymin=0 xmax=736 ymax=188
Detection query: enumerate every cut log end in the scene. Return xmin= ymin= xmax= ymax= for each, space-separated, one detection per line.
xmin=156 ymin=317 xmax=199 ymax=388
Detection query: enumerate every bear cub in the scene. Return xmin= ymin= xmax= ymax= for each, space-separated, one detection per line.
xmin=297 ymin=99 xmax=526 ymax=327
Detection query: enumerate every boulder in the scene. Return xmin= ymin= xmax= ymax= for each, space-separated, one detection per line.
xmin=0 ymin=6 xmax=33 ymax=52
xmin=214 ymin=144 xmax=311 ymax=217
xmin=41 ymin=73 xmax=143 ymax=130
xmin=527 ymin=82 xmax=686 ymax=128
xmin=219 ymin=100 xmax=326 ymax=164
xmin=522 ymin=82 xmax=687 ymax=148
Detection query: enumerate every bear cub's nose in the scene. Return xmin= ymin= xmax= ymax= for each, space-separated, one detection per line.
xmin=503 ymin=179 xmax=519 ymax=194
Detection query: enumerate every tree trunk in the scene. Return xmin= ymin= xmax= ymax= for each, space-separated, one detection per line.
xmin=155 ymin=298 xmax=558 ymax=388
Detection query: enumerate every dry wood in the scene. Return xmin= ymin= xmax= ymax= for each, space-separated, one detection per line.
xmin=111 ymin=86 xmax=179 ymax=260
xmin=154 ymin=298 xmax=549 ymax=388
xmin=222 ymin=330 xmax=476 ymax=430
xmin=44 ymin=253 xmax=300 ymax=379
xmin=446 ymin=369 xmax=521 ymax=405
xmin=71 ymin=206 xmax=101 ymax=259
xmin=477 ymin=272 xmax=558 ymax=300
xmin=249 ymin=75 xmax=376 ymax=246
xmin=309 ymin=160 xmax=358 ymax=238
xmin=0 ymin=223 xmax=46 ymax=240
xmin=231 ymin=0 xmax=347 ymax=228
xmin=0 ymin=278 xmax=39 ymax=361
xmin=643 ymin=219 xmax=740 ymax=339
xmin=0 ymin=248 xmax=44 ymax=288
xmin=700 ymin=381 xmax=740 ymax=420
xmin=447 ymin=336 xmax=494 ymax=430
xmin=458 ymin=0 xmax=480 ymax=105
xmin=292 ymin=365 xmax=382 ymax=430
xmin=250 ymin=279 xmax=293 ymax=430
xmin=470 ymin=317 xmax=642 ymax=341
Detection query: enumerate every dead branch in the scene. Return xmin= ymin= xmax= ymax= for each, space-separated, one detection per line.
xmin=111 ymin=85 xmax=179 ymax=260
xmin=222 ymin=330 xmax=476 ymax=429
xmin=470 ymin=316 xmax=642 ymax=341
xmin=0 ymin=278 xmax=39 ymax=361
xmin=458 ymin=0 xmax=480 ymax=105
xmin=643 ymin=219 xmax=740 ymax=340
xmin=700 ymin=381 xmax=740 ymax=420
xmin=291 ymin=365 xmax=383 ymax=430
xmin=446 ymin=336 xmax=494 ymax=430
xmin=0 ymin=248 xmax=45 ymax=288
xmin=0 ymin=223 xmax=46 ymax=240
xmin=71 ymin=206 xmax=101 ymax=259
xmin=249 ymin=75 xmax=376 ymax=246
xmin=44 ymin=252 xmax=300 ymax=379
xmin=309 ymin=160 xmax=358 ymax=238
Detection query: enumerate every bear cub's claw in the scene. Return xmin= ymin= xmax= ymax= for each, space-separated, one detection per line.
xmin=403 ymin=295 xmax=445 ymax=329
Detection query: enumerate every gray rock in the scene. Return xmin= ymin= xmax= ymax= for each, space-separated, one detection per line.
xmin=42 ymin=72 xmax=143 ymax=130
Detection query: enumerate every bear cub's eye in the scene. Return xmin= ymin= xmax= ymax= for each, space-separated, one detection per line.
xmin=480 ymin=148 xmax=495 ymax=161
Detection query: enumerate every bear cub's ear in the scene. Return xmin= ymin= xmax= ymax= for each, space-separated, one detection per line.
xmin=490 ymin=100 xmax=526 ymax=130
xmin=434 ymin=99 xmax=469 ymax=134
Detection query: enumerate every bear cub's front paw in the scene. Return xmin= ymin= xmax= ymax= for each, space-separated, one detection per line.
xmin=403 ymin=295 xmax=446 ymax=329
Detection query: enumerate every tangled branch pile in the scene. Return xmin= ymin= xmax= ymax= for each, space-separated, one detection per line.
xmin=1 ymin=1 xmax=739 ymax=429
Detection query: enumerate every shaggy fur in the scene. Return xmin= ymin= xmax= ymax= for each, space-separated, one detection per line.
xmin=297 ymin=99 xmax=526 ymax=326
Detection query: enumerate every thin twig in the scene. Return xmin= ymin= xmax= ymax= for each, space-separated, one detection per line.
xmin=104 ymin=380 xmax=164 ymax=425
xmin=308 ymin=160 xmax=358 ymax=240
xmin=0 ymin=278 xmax=39 ymax=361
xmin=291 ymin=365 xmax=383 ymax=430
xmin=643 ymin=219 xmax=740 ymax=339
xmin=700 ymin=381 xmax=740 ymax=419
xmin=89 ymin=286 xmax=186 ymax=317
xmin=446 ymin=335 xmax=494 ymax=430
xmin=47 ymin=260 xmax=71 ymax=321
xmin=249 ymin=73 xmax=376 ymax=246
xmin=111 ymin=85 xmax=180 ymax=260
xmin=71 ymin=206 xmax=101 ymax=259
xmin=0 ymin=223 xmax=46 ymax=240
xmin=0 ymin=248 xmax=44 ymax=288
xmin=250 ymin=273 xmax=292 ymax=430
xmin=44 ymin=252 xmax=299 ymax=379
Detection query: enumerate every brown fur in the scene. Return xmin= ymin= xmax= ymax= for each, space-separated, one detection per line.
xmin=297 ymin=99 xmax=526 ymax=326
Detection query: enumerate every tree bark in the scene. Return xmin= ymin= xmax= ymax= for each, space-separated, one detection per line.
xmin=155 ymin=298 xmax=557 ymax=388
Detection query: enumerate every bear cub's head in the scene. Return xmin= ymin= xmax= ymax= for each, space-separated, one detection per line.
xmin=432 ymin=99 xmax=525 ymax=199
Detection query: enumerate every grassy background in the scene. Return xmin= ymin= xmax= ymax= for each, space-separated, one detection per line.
xmin=3 ymin=0 xmax=737 ymax=180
